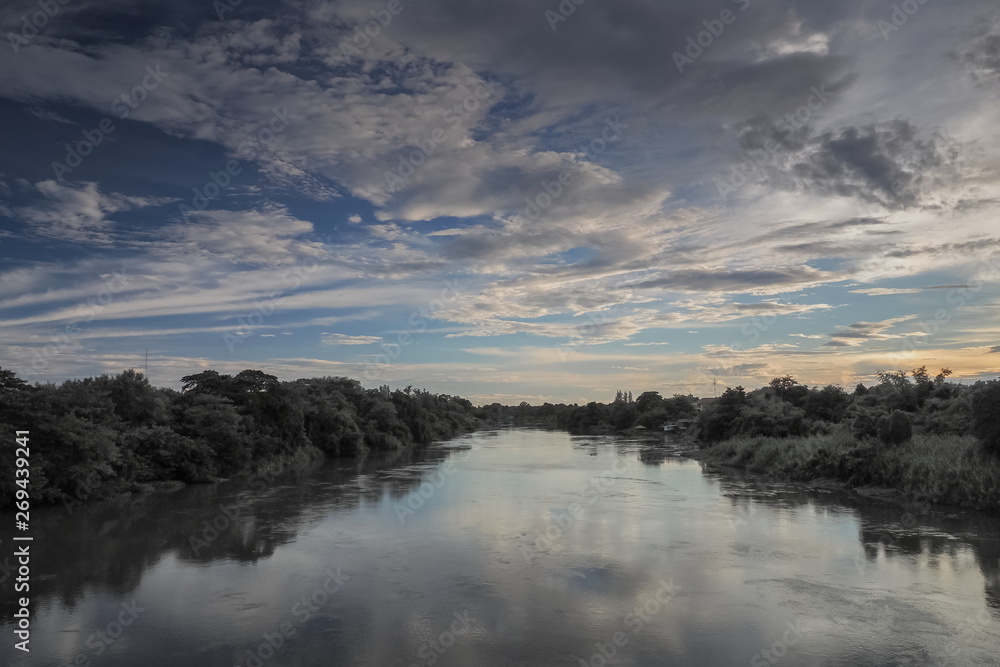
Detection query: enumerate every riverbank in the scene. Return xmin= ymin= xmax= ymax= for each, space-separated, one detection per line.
xmin=691 ymin=431 xmax=1000 ymax=513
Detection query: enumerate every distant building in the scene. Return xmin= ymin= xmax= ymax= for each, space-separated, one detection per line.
xmin=695 ymin=397 xmax=718 ymax=412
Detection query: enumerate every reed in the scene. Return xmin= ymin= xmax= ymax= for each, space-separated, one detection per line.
xmin=698 ymin=429 xmax=1000 ymax=512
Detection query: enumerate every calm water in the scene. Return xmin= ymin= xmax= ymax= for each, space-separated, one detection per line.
xmin=2 ymin=428 xmax=1000 ymax=666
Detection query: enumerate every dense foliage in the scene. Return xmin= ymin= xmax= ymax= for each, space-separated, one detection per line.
xmin=695 ymin=368 xmax=999 ymax=448
xmin=0 ymin=368 xmax=479 ymax=509
xmin=693 ymin=369 xmax=1000 ymax=512
xmin=475 ymin=390 xmax=698 ymax=434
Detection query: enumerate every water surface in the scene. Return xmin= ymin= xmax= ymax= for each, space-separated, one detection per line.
xmin=2 ymin=428 xmax=999 ymax=666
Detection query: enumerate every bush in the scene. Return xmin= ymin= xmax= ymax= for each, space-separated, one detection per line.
xmin=971 ymin=380 xmax=1000 ymax=455
xmin=877 ymin=410 xmax=912 ymax=446
xmin=851 ymin=407 xmax=880 ymax=440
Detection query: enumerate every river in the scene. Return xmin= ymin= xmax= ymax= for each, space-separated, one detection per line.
xmin=2 ymin=428 xmax=999 ymax=666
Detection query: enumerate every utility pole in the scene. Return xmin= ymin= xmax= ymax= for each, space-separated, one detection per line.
xmin=144 ymin=348 xmax=148 ymax=379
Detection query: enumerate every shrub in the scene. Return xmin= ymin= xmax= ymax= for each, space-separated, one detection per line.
xmin=971 ymin=380 xmax=1000 ymax=455
xmin=877 ymin=410 xmax=912 ymax=446
xmin=851 ymin=407 xmax=880 ymax=440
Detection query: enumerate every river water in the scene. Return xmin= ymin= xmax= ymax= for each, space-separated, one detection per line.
xmin=2 ymin=428 xmax=999 ymax=666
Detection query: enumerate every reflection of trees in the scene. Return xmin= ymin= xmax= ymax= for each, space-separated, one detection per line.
xmin=710 ymin=473 xmax=1000 ymax=610
xmin=0 ymin=444 xmax=456 ymax=620
xmin=639 ymin=446 xmax=670 ymax=465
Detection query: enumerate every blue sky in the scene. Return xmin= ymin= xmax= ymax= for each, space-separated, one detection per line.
xmin=1 ymin=0 xmax=999 ymax=403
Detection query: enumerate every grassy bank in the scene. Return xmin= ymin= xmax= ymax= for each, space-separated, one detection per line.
xmin=695 ymin=429 xmax=1000 ymax=512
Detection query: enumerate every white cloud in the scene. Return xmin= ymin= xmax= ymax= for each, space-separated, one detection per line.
xmin=158 ymin=205 xmax=329 ymax=266
xmin=320 ymin=333 xmax=382 ymax=345
xmin=15 ymin=180 xmax=174 ymax=244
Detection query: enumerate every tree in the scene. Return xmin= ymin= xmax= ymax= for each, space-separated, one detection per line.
xmin=0 ymin=368 xmax=29 ymax=392
xmin=635 ymin=391 xmax=663 ymax=414
xmin=99 ymin=369 xmax=166 ymax=427
xmin=175 ymin=394 xmax=246 ymax=475
xmin=181 ymin=370 xmax=232 ymax=396
xmin=971 ymin=380 xmax=1000 ymax=455
xmin=698 ymin=386 xmax=747 ymax=443
xmin=769 ymin=375 xmax=799 ymax=396
xmin=803 ymin=385 xmax=851 ymax=422
xmin=877 ymin=410 xmax=913 ymax=446
xmin=233 ymin=369 xmax=279 ymax=394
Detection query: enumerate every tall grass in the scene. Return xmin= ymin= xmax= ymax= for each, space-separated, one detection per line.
xmin=698 ymin=429 xmax=1000 ymax=512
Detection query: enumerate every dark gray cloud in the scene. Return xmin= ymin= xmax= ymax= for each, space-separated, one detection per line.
xmin=736 ymin=119 xmax=959 ymax=209
xmin=631 ymin=266 xmax=828 ymax=293
xmin=706 ymin=362 xmax=770 ymax=377
xmin=355 ymin=0 xmax=863 ymax=131
xmin=822 ymin=316 xmax=914 ymax=347
xmin=953 ymin=18 xmax=1000 ymax=83
xmin=884 ymin=238 xmax=1000 ymax=259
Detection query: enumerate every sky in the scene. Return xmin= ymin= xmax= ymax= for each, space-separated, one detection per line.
xmin=0 ymin=0 xmax=999 ymax=404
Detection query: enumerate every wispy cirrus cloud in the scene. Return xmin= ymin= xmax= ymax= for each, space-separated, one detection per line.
xmin=15 ymin=180 xmax=175 ymax=244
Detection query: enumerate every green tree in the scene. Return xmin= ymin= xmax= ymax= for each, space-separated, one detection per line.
xmin=877 ymin=410 xmax=913 ymax=446
xmin=635 ymin=391 xmax=664 ymax=414
xmin=971 ymin=380 xmax=1000 ymax=455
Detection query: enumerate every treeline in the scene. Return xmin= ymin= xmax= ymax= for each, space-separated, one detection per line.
xmin=697 ymin=367 xmax=1000 ymax=453
xmin=694 ymin=368 xmax=1000 ymax=511
xmin=476 ymin=390 xmax=699 ymax=433
xmin=0 ymin=368 xmax=479 ymax=509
